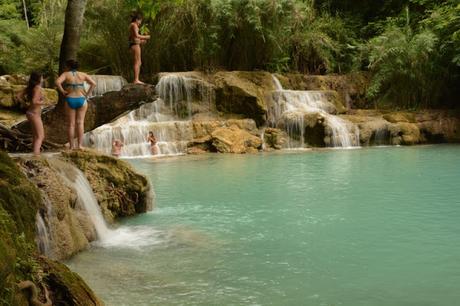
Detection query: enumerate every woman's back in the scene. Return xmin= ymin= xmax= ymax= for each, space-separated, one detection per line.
xmin=64 ymin=70 xmax=86 ymax=97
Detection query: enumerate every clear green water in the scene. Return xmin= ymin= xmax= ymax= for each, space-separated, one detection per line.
xmin=67 ymin=146 xmax=460 ymax=306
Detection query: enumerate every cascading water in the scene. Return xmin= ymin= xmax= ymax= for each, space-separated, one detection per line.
xmin=35 ymin=212 xmax=51 ymax=257
xmin=84 ymin=74 xmax=214 ymax=157
xmin=86 ymin=75 xmax=128 ymax=97
xmin=269 ymin=75 xmax=359 ymax=148
xmin=53 ymin=160 xmax=160 ymax=248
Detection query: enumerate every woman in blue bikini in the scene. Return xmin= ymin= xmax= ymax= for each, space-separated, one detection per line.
xmin=55 ymin=59 xmax=96 ymax=150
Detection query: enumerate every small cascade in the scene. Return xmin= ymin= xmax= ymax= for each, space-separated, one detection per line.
xmin=87 ymin=75 xmax=128 ymax=97
xmin=35 ymin=212 xmax=51 ymax=257
xmin=260 ymin=128 xmax=266 ymax=150
xmin=52 ymin=160 xmax=160 ymax=248
xmin=269 ymin=75 xmax=359 ymax=148
xmin=72 ymin=168 xmax=112 ymax=241
xmin=84 ymin=74 xmax=215 ymax=158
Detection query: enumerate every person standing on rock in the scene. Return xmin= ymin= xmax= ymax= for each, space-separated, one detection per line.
xmin=55 ymin=59 xmax=96 ymax=150
xmin=18 ymin=72 xmax=45 ymax=156
xmin=129 ymin=13 xmax=150 ymax=84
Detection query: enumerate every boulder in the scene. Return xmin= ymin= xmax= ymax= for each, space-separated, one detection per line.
xmin=187 ymin=119 xmax=260 ymax=153
xmin=344 ymin=114 xmax=392 ymax=146
xmin=211 ymin=126 xmax=262 ymax=153
xmin=263 ymin=128 xmax=288 ymax=150
xmin=62 ymin=150 xmax=154 ymax=222
xmin=214 ymin=71 xmax=273 ymax=126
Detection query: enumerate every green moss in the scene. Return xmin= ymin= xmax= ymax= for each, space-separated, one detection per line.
xmin=62 ymin=150 xmax=152 ymax=219
xmin=0 ymin=152 xmax=43 ymax=304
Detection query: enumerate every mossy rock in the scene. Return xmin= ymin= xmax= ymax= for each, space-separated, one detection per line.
xmin=39 ymin=257 xmax=103 ymax=306
xmin=0 ymin=151 xmax=42 ymax=303
xmin=62 ymin=150 xmax=153 ymax=222
xmin=0 ymin=152 xmax=41 ymax=242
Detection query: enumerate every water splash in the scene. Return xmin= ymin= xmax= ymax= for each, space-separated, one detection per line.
xmin=53 ymin=160 xmax=160 ymax=249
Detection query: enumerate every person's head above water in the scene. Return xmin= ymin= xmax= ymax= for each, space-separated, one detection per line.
xmin=25 ymin=71 xmax=43 ymax=101
xmin=131 ymin=12 xmax=143 ymax=25
xmin=149 ymin=131 xmax=154 ymax=137
xmin=65 ymin=59 xmax=79 ymax=71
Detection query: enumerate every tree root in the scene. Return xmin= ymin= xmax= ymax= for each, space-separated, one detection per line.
xmin=0 ymin=123 xmax=61 ymax=152
xmin=17 ymin=280 xmax=52 ymax=306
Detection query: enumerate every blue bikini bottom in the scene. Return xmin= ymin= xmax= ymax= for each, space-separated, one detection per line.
xmin=66 ymin=96 xmax=86 ymax=109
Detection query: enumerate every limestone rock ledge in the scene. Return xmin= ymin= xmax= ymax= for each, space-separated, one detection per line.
xmin=62 ymin=150 xmax=154 ymax=222
xmin=0 ymin=151 xmax=103 ymax=305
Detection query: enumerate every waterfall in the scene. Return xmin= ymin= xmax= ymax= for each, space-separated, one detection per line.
xmin=51 ymin=160 xmax=160 ymax=248
xmin=270 ymin=75 xmax=359 ymax=148
xmin=72 ymin=169 xmax=112 ymax=241
xmin=84 ymin=74 xmax=214 ymax=158
xmin=35 ymin=212 xmax=51 ymax=257
xmin=86 ymin=75 xmax=128 ymax=97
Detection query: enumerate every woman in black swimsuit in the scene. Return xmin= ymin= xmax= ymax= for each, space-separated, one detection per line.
xmin=129 ymin=13 xmax=151 ymax=84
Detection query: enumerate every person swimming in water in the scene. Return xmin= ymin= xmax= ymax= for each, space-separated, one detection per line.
xmin=18 ymin=72 xmax=45 ymax=156
xmin=147 ymin=131 xmax=158 ymax=155
xmin=129 ymin=13 xmax=150 ymax=84
xmin=112 ymin=139 xmax=124 ymax=157
xmin=55 ymin=59 xmax=96 ymax=150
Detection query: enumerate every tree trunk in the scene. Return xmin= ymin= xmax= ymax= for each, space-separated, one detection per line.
xmin=58 ymin=0 xmax=88 ymax=74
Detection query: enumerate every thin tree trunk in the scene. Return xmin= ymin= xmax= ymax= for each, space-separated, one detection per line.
xmin=22 ymin=0 xmax=29 ymax=29
xmin=58 ymin=0 xmax=88 ymax=74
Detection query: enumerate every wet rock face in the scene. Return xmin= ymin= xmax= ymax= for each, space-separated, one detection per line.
xmin=18 ymin=158 xmax=93 ymax=261
xmin=345 ymin=110 xmax=460 ymax=146
xmin=214 ymin=71 xmax=274 ymax=126
xmin=211 ymin=126 xmax=262 ymax=153
xmin=0 ymin=152 xmax=101 ymax=305
xmin=263 ymin=128 xmax=288 ymax=150
xmin=187 ymin=119 xmax=262 ymax=154
xmin=62 ymin=150 xmax=154 ymax=222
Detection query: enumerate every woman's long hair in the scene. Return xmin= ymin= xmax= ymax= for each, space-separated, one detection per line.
xmin=25 ymin=71 xmax=42 ymax=101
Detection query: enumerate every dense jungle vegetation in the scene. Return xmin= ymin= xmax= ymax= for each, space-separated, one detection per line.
xmin=0 ymin=0 xmax=459 ymax=107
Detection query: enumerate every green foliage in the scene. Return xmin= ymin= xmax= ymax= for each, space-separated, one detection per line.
xmin=365 ymin=25 xmax=438 ymax=107
xmin=0 ymin=0 xmax=459 ymax=108
xmin=0 ymin=0 xmax=64 ymax=77
xmin=363 ymin=2 xmax=459 ymax=107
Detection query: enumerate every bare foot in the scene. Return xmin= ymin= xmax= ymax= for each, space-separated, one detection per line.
xmin=133 ymin=80 xmax=146 ymax=85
